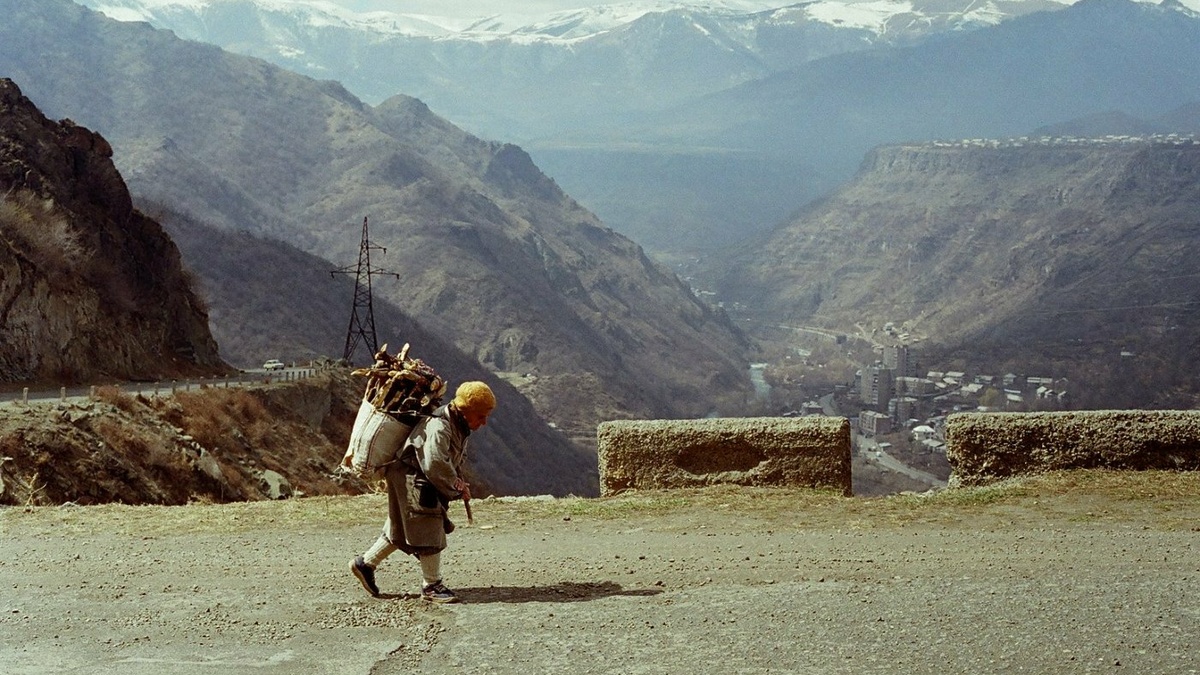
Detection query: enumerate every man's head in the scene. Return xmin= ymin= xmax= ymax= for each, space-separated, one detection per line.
xmin=452 ymin=381 xmax=496 ymax=430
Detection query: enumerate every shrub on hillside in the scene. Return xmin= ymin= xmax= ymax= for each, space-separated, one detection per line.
xmin=90 ymin=416 xmax=192 ymax=504
xmin=0 ymin=188 xmax=85 ymax=284
xmin=160 ymin=388 xmax=273 ymax=457
xmin=93 ymin=385 xmax=143 ymax=415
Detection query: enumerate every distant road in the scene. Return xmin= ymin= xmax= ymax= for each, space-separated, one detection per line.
xmin=857 ymin=432 xmax=947 ymax=488
xmin=0 ymin=367 xmax=315 ymax=408
xmin=874 ymin=447 xmax=947 ymax=487
xmin=819 ymin=393 xmax=838 ymax=416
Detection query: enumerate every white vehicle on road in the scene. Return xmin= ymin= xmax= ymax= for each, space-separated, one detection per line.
xmin=262 ymin=359 xmax=286 ymax=371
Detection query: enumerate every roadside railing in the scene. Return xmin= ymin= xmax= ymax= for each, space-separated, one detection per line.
xmin=0 ymin=367 xmax=319 ymax=408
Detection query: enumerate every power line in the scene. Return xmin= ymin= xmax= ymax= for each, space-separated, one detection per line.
xmin=330 ymin=216 xmax=399 ymax=364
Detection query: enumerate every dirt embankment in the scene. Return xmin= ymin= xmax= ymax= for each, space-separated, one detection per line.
xmin=2 ymin=472 xmax=1198 ymax=674
xmin=0 ymin=370 xmax=368 ymax=507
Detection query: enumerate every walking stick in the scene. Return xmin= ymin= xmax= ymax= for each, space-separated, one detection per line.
xmin=463 ymin=495 xmax=474 ymax=526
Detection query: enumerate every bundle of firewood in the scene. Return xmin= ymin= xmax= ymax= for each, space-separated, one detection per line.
xmin=351 ymin=342 xmax=447 ymax=416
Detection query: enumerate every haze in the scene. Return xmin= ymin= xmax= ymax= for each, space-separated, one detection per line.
xmin=334 ymin=0 xmax=779 ymax=19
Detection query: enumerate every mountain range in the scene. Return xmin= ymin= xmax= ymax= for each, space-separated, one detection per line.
xmin=73 ymin=0 xmax=1200 ymax=258
xmin=77 ymin=0 xmax=1079 ymax=116
xmin=5 ymin=0 xmax=1200 ymax=434
xmin=0 ymin=0 xmax=756 ymax=454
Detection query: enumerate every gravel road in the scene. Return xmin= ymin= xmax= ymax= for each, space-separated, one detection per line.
xmin=2 ymin=480 xmax=1198 ymax=674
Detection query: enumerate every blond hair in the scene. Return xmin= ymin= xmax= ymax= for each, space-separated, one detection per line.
xmin=452 ymin=381 xmax=496 ymax=413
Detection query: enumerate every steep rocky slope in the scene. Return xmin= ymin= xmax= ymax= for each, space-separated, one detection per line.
xmin=0 ymin=0 xmax=754 ymax=443
xmin=716 ymin=138 xmax=1200 ymax=407
xmin=0 ymin=79 xmax=222 ymax=382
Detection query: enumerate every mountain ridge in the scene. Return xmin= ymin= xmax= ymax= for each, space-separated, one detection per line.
xmin=1 ymin=0 xmax=755 ymax=449
xmin=78 ymin=0 xmax=1200 ymax=259
xmin=82 ymin=0 xmax=1081 ymax=44
xmin=76 ymin=0 xmax=1084 ymax=121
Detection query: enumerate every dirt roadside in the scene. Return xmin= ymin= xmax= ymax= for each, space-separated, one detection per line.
xmin=2 ymin=474 xmax=1198 ymax=674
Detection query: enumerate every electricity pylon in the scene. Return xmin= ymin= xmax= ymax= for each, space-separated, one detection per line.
xmin=330 ymin=216 xmax=398 ymax=364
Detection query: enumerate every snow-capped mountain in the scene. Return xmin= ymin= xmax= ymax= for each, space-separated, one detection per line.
xmin=459 ymin=2 xmax=786 ymax=39
xmin=85 ymin=0 xmax=457 ymax=36
xmin=82 ymin=0 xmax=779 ymax=40
xmin=75 ymin=0 xmax=1094 ymax=126
xmin=81 ymin=0 xmax=1091 ymax=43
xmin=72 ymin=0 xmax=1200 ymax=258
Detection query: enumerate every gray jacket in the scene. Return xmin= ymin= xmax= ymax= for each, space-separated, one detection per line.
xmin=382 ymin=405 xmax=470 ymax=553
xmin=405 ymin=405 xmax=469 ymax=500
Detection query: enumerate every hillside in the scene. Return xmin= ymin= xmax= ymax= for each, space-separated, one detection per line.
xmin=3 ymin=472 xmax=1199 ymax=673
xmin=151 ymin=207 xmax=598 ymax=496
xmin=0 ymin=78 xmax=223 ymax=382
xmin=714 ymin=137 xmax=1200 ymax=408
xmin=0 ymin=367 xmax=596 ymax=500
xmin=0 ymin=0 xmax=755 ymax=445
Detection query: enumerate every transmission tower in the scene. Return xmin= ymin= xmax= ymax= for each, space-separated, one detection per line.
xmin=330 ymin=216 xmax=399 ymax=364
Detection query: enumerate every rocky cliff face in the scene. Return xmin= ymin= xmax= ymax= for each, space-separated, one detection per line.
xmin=0 ymin=79 xmax=222 ymax=382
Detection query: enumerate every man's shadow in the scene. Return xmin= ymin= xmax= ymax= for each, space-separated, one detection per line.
xmin=452 ymin=581 xmax=663 ymax=604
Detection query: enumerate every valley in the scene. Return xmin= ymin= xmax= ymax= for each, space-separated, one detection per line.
xmin=2 ymin=2 xmax=1199 ymax=669
xmin=712 ymin=134 xmax=1200 ymax=417
xmin=2 ymin=0 xmax=1200 ymax=502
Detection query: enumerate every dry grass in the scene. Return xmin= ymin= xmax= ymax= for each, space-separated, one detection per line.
xmin=6 ymin=469 xmax=1198 ymax=538
xmin=1 ymin=377 xmax=362 ymax=507
xmin=157 ymin=388 xmax=273 ymax=455
xmin=0 ymin=188 xmax=85 ymax=282
xmin=92 ymin=385 xmax=143 ymax=414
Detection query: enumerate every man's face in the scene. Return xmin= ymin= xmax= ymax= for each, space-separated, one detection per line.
xmin=462 ymin=406 xmax=492 ymax=431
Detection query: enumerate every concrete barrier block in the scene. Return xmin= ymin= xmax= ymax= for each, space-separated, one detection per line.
xmin=597 ymin=417 xmax=851 ymax=496
xmin=946 ymin=410 xmax=1200 ymax=486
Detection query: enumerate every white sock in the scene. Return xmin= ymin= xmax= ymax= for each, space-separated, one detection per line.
xmin=419 ymin=552 xmax=442 ymax=586
xmin=363 ymin=536 xmax=396 ymax=568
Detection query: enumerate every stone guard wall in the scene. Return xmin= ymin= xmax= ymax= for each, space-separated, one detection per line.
xmin=945 ymin=410 xmax=1200 ymax=486
xmin=596 ymin=417 xmax=851 ymax=497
